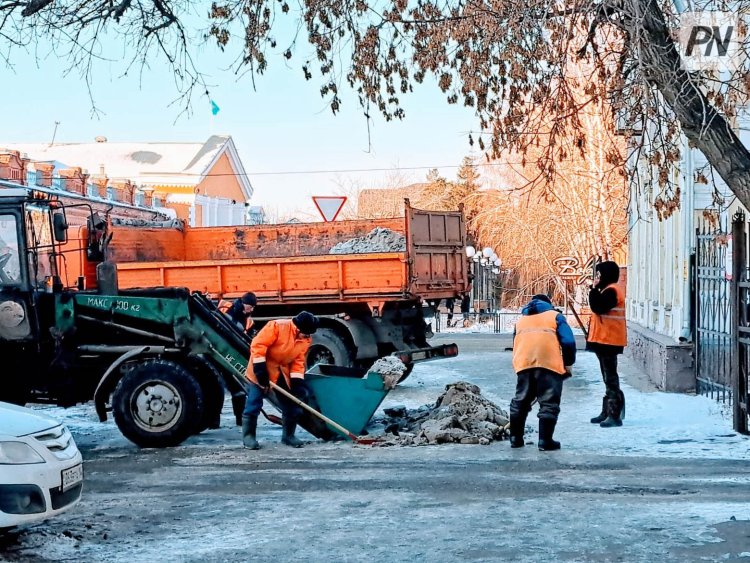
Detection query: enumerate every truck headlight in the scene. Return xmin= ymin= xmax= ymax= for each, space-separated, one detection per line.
xmin=0 ymin=442 xmax=45 ymax=464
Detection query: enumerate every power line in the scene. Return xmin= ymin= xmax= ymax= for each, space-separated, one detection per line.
xmin=201 ymin=161 xmax=530 ymax=177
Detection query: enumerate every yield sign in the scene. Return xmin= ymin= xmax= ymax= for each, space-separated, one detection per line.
xmin=312 ymin=196 xmax=347 ymax=222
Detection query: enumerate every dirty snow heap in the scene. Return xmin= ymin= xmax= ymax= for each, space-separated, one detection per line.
xmin=374 ymin=382 xmax=510 ymax=446
xmin=367 ymin=356 xmax=407 ymax=389
xmin=329 ymin=227 xmax=406 ymax=254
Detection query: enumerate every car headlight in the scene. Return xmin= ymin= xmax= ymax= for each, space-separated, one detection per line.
xmin=0 ymin=441 xmax=45 ymax=464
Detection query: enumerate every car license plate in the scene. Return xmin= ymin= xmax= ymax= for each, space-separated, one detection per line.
xmin=61 ymin=464 xmax=83 ymax=492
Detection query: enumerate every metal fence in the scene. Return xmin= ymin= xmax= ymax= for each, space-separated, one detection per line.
xmin=694 ymin=214 xmax=734 ymax=403
xmin=433 ymin=309 xmax=591 ymax=334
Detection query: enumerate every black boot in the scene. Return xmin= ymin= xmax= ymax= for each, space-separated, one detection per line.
xmin=538 ymin=418 xmax=561 ymax=451
xmin=241 ymin=415 xmax=260 ymax=449
xmin=590 ymin=397 xmax=608 ymax=424
xmin=509 ymin=414 xmax=527 ymax=448
xmin=600 ymin=400 xmax=623 ymax=428
xmin=618 ymin=390 xmax=626 ymax=420
xmin=281 ymin=418 xmax=304 ymax=448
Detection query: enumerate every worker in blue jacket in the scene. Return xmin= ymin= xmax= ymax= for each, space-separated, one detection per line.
xmin=510 ymin=294 xmax=576 ymax=451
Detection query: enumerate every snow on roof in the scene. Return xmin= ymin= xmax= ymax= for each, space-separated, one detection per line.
xmin=0 ymin=135 xmax=253 ymax=199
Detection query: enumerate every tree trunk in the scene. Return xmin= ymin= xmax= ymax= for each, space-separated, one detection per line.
xmin=631 ymin=0 xmax=750 ymax=210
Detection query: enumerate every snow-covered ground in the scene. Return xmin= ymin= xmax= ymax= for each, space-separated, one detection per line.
xmin=5 ymin=334 xmax=750 ymax=563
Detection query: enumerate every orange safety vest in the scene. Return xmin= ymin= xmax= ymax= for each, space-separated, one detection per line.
xmin=587 ymin=284 xmax=627 ymax=347
xmin=246 ymin=319 xmax=311 ymax=388
xmin=512 ymin=309 xmax=565 ymax=375
xmin=218 ymin=299 xmax=254 ymax=333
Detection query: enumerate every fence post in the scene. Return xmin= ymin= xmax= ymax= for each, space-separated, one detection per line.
xmin=732 ymin=211 xmax=747 ymax=434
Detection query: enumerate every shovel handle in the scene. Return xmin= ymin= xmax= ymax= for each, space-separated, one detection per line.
xmin=269 ymin=381 xmax=361 ymax=443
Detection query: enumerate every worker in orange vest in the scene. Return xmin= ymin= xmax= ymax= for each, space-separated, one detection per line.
xmin=241 ymin=311 xmax=320 ymax=449
xmin=510 ymin=294 xmax=576 ymax=451
xmin=218 ymin=292 xmax=257 ymax=336
xmin=587 ymin=261 xmax=628 ymax=428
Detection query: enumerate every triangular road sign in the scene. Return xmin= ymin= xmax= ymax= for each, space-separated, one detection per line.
xmin=312 ymin=196 xmax=347 ymax=222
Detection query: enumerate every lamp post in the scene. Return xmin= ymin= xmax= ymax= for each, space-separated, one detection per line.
xmin=472 ymin=254 xmax=480 ymax=311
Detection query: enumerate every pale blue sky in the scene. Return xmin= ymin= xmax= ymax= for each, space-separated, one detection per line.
xmin=0 ymin=26 xmax=481 ymax=218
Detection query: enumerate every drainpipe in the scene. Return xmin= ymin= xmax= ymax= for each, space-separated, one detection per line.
xmin=680 ymin=139 xmax=694 ymax=342
xmin=672 ymin=0 xmax=694 ymax=342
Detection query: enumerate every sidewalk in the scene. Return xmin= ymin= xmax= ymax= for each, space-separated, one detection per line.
xmin=399 ymin=333 xmax=750 ymax=461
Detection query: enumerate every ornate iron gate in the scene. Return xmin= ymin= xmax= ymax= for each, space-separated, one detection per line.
xmin=695 ymin=214 xmax=733 ymax=401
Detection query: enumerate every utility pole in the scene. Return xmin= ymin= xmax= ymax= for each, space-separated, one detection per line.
xmin=49 ymin=121 xmax=60 ymax=147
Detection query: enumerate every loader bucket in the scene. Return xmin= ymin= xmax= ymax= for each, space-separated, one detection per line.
xmin=273 ymin=364 xmax=391 ymax=441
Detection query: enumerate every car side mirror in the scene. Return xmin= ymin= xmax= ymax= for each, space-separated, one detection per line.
xmin=53 ymin=213 xmax=68 ymax=243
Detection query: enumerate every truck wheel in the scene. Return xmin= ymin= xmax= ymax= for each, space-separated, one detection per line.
xmin=308 ymin=328 xmax=353 ymax=367
xmin=113 ymin=359 xmax=204 ymax=448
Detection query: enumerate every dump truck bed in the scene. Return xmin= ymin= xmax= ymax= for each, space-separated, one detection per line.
xmin=104 ymin=201 xmax=469 ymax=303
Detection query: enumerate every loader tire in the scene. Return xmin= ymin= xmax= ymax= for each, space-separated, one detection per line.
xmin=307 ymin=328 xmax=353 ymax=367
xmin=189 ymin=358 xmax=226 ymax=433
xmin=113 ymin=359 xmax=204 ymax=448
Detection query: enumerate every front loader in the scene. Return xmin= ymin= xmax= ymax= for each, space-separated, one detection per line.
xmin=0 ymin=185 xmax=394 ymax=447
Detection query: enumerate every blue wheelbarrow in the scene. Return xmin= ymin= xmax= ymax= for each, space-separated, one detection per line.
xmin=268 ymin=364 xmax=392 ymax=444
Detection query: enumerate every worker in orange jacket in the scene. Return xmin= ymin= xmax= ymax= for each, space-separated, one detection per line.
xmin=510 ymin=294 xmax=576 ymax=451
xmin=241 ymin=311 xmax=320 ymax=449
xmin=218 ymin=292 xmax=257 ymax=336
xmin=587 ymin=261 xmax=628 ymax=428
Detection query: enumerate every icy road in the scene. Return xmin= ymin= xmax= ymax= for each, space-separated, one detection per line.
xmin=2 ymin=333 xmax=749 ymax=562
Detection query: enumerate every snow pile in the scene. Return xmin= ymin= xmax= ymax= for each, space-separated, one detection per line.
xmin=367 ymin=356 xmax=407 ymax=389
xmin=373 ymin=381 xmax=510 ymax=446
xmin=329 ymin=227 xmax=406 ymax=254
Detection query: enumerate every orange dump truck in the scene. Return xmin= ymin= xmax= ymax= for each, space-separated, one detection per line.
xmin=61 ymin=200 xmax=468 ymax=375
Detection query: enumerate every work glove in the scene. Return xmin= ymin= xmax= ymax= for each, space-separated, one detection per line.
xmin=254 ymin=361 xmax=269 ymax=391
xmin=290 ymin=378 xmax=309 ymax=402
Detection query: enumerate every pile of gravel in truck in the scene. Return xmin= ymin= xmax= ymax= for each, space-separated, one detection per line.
xmin=329 ymin=227 xmax=406 ymax=254
xmin=371 ymin=382 xmax=510 ymax=446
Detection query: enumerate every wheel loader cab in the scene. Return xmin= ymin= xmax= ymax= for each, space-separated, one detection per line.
xmin=0 ymin=189 xmax=67 ymax=343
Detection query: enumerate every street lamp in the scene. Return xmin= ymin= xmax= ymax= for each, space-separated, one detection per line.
xmin=465 ymin=245 xmax=476 ymax=258
xmin=482 ymin=247 xmax=493 ymax=258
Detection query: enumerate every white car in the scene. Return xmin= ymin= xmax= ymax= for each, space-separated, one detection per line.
xmin=0 ymin=402 xmax=83 ymax=530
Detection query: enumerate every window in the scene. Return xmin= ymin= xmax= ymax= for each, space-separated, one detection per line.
xmin=0 ymin=214 xmax=21 ymax=285
xmin=25 ymin=205 xmax=55 ymax=287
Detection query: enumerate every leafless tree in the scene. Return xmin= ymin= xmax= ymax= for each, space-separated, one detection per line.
xmin=3 ymin=0 xmax=750 ymax=210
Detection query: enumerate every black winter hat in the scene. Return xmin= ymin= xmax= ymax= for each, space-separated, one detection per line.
xmin=292 ymin=311 xmax=319 ymax=335
xmin=532 ymin=293 xmax=552 ymax=304
xmin=241 ymin=292 xmax=257 ymax=306
xmin=595 ymin=261 xmax=620 ymax=287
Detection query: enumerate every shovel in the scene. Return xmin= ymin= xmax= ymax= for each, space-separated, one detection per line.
xmin=269 ymin=381 xmax=380 ymax=445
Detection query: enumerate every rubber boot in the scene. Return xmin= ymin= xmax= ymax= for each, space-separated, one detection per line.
xmin=509 ymin=414 xmax=527 ymax=448
xmin=538 ymin=418 xmax=561 ymax=451
xmin=281 ymin=418 xmax=304 ymax=448
xmin=241 ymin=415 xmax=260 ymax=450
xmin=600 ymin=400 xmax=623 ymax=427
xmin=590 ymin=397 xmax=608 ymax=424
